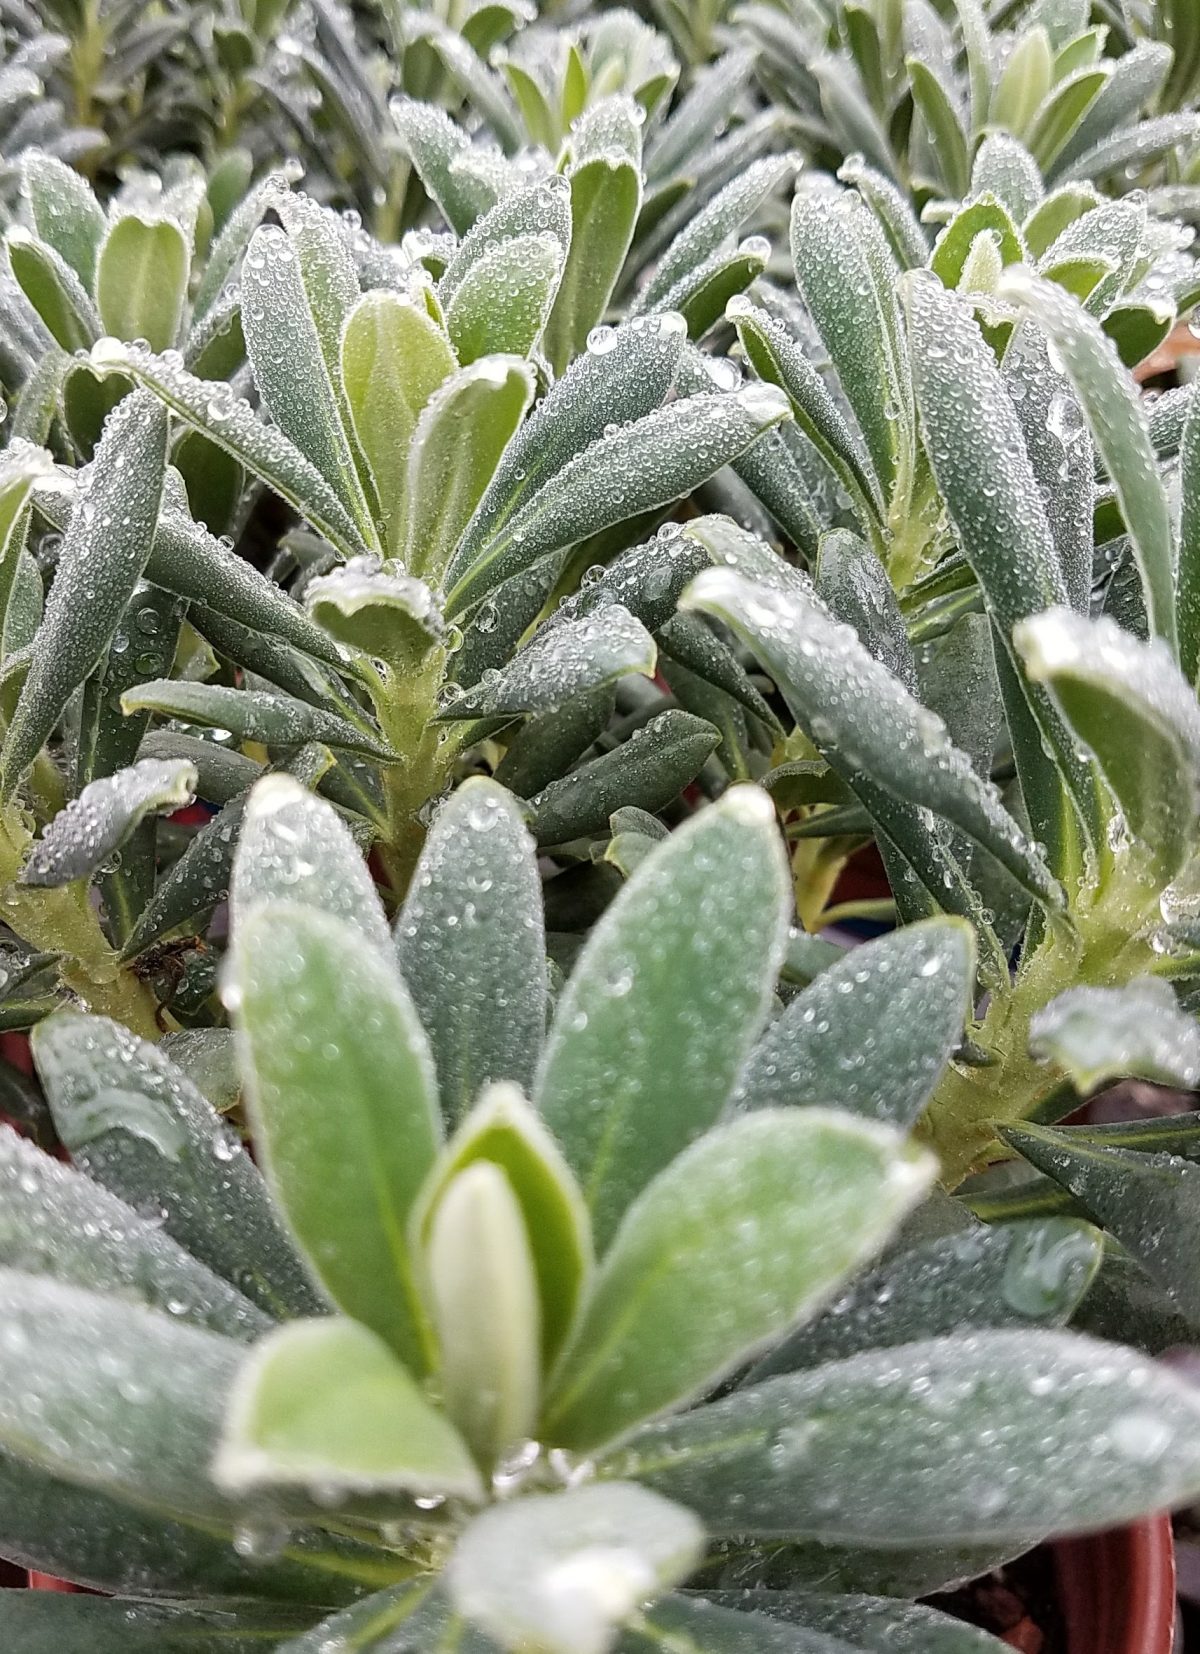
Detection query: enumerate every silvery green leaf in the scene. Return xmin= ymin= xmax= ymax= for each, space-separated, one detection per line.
xmin=1052 ymin=40 xmax=1172 ymax=174
xmin=528 ymin=709 xmax=719 ymax=845
xmin=87 ymin=338 xmax=373 ymax=562
xmin=626 ymin=1595 xmax=859 ymax=1653
xmin=702 ymin=1590 xmax=1029 ymax=1652
xmin=1059 ymin=113 xmax=1200 ymax=184
xmin=646 ymin=48 xmax=756 ymax=181
xmin=605 ymin=1329 xmax=1200 ymax=1544
xmin=452 ymin=239 xmax=565 ymax=375
xmin=340 ymin=289 xmax=456 ymax=558
xmin=438 ymin=605 xmax=656 ymax=722
xmin=5 ymin=226 xmax=100 ymax=351
xmin=214 ymin=1317 xmax=483 ymax=1505
xmin=536 ymin=787 xmax=789 ymax=1250
xmin=0 ymin=1597 xmax=317 ymax=1650
xmin=1179 ymin=378 xmax=1200 ymax=688
xmin=970 ymin=135 xmax=1043 ymax=224
xmin=906 ymin=272 xmax=1101 ymax=866
xmin=439 ymin=177 xmax=572 ymax=306
xmin=907 ymin=58 xmax=970 ymax=198
xmin=32 ymin=1012 xmax=324 ymax=1318
xmin=231 ymin=775 xmax=388 ymax=950
xmin=395 ymin=779 xmax=547 ymax=1121
xmin=390 ymin=98 xmax=498 ymax=235
xmin=138 ymin=729 xmax=260 ymax=804
xmin=0 ymin=443 xmax=53 ymax=645
xmin=751 ymin=1215 xmax=1101 ymax=1381
xmin=447 ymin=1486 xmax=704 ymax=1654
xmin=1 ymin=392 xmax=167 ymax=798
xmin=1030 ymin=979 xmax=1200 ymax=1093
xmin=545 ymin=97 xmax=643 ymax=375
xmin=0 ymin=1127 xmax=267 ymax=1341
xmin=790 ymin=186 xmax=909 ymax=501
xmin=306 ymin=559 xmax=443 ymax=671
xmin=446 ymin=384 xmax=791 ymax=617
xmin=1003 ymin=325 xmax=1092 ymax=614
xmin=735 ymin=918 xmax=975 ymax=1128
xmin=404 ymin=356 xmax=536 ymax=581
xmin=543 ymin=1109 xmax=934 ymax=1449
xmin=728 ymin=296 xmax=882 ymax=521
xmin=0 ymin=1268 xmax=240 ymax=1522
xmin=1015 ymin=607 xmax=1200 ymax=880
xmin=20 ymin=758 xmax=195 ymax=888
xmin=633 ymin=155 xmax=796 ymax=318
xmin=242 ymin=223 xmax=374 ymax=535
xmin=685 ymin=566 xmax=1062 ymax=910
xmin=31 ymin=477 xmax=347 ymax=672
xmin=557 ymin=525 xmax=712 ymax=637
xmin=448 ymin=311 xmax=689 ymax=590
xmin=95 ymin=212 xmax=189 ymax=353
xmin=20 ymin=151 xmax=105 ymax=287
xmin=839 ymin=156 xmax=930 ymax=270
xmin=1001 ymin=1123 xmax=1200 ymax=1321
xmin=231 ymin=902 xmax=441 ymax=1367
xmin=121 ymin=678 xmax=395 ymax=762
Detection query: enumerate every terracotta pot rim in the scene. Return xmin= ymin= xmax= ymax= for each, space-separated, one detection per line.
xmin=1053 ymin=1514 xmax=1177 ymax=1654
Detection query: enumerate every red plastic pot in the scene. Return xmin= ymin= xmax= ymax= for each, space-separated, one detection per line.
xmin=1054 ymin=1516 xmax=1177 ymax=1654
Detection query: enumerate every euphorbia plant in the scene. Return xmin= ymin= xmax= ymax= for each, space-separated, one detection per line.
xmin=2 ymin=774 xmax=1200 ymax=1650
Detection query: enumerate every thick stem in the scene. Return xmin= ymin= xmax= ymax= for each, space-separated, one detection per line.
xmin=0 ymin=807 xmax=161 ymax=1040
xmin=372 ymin=654 xmax=451 ymax=898
xmin=919 ymin=861 xmax=1165 ymax=1187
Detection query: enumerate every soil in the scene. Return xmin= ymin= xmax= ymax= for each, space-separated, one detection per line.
xmin=929 ymin=1546 xmax=1067 ymax=1654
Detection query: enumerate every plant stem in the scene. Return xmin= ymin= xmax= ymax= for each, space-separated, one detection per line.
xmin=0 ymin=806 xmax=161 ymax=1040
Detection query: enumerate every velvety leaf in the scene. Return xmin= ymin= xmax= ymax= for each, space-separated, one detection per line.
xmin=1002 ymin=1122 xmax=1200 ymax=1321
xmin=20 ymin=757 xmax=195 ymax=887
xmin=447 ymin=312 xmax=688 ymax=593
xmin=231 ymin=774 xmax=389 ymax=951
xmin=536 ymin=786 xmax=789 ymax=1251
xmin=305 ymin=560 xmax=443 ymax=671
xmin=120 ymin=678 xmax=395 ymax=762
xmin=684 ymin=565 xmax=1062 ymax=910
xmin=341 ymin=290 xmax=456 ymax=556
xmin=702 ymin=1591 xmax=1013 ymax=1653
xmin=736 ymin=919 xmax=974 ymax=1128
xmin=446 ymin=233 xmax=563 ymax=364
xmin=604 ymin=1329 xmax=1200 ymax=1542
xmin=447 ymin=1485 xmax=704 ymax=1654
xmin=526 ymin=709 xmax=719 ymax=844
xmin=231 ymin=902 xmax=441 ymax=1368
xmin=635 ymin=155 xmax=795 ymax=318
xmin=437 ymin=605 xmax=656 ymax=722
xmin=790 ymin=188 xmax=909 ymax=499
xmin=1178 ymin=376 xmax=1200 ymax=688
xmin=33 ymin=1012 xmax=325 ymax=1319
xmin=545 ymin=97 xmax=643 ymax=374
xmin=391 ymin=98 xmax=496 ymax=235
xmin=404 ymin=356 xmax=535 ymax=581
xmin=0 ymin=1268 xmax=239 ymax=1521
xmin=20 ymin=151 xmax=105 ymax=286
xmin=750 ymin=1216 xmax=1102 ymax=1380
xmin=446 ymin=385 xmax=790 ymax=617
xmin=88 ymin=338 xmax=373 ymax=562
xmin=215 ymin=1317 xmax=483 ymax=1502
xmin=1 ymin=391 xmax=167 ymax=797
xmin=625 ymin=1590 xmax=860 ymax=1652
xmin=6 ymin=226 xmax=100 ymax=351
xmin=95 ymin=213 xmax=188 ymax=352
xmin=905 ymin=272 xmax=1099 ymax=866
xmin=242 ymin=223 xmax=373 ymax=534
xmin=1015 ymin=607 xmax=1200 ymax=880
xmin=395 ymin=779 xmax=546 ymax=1120
xmin=542 ymin=1109 xmax=934 ymax=1450
xmin=0 ymin=1125 xmax=268 ymax=1341
xmin=1030 ymin=979 xmax=1200 ymax=1093
xmin=1000 ymin=268 xmax=1177 ymax=652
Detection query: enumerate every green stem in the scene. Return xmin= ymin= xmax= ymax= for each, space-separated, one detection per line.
xmin=920 ymin=859 xmax=1166 ymax=1187
xmin=370 ymin=655 xmax=451 ymax=897
xmin=0 ymin=806 xmax=161 ymax=1040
